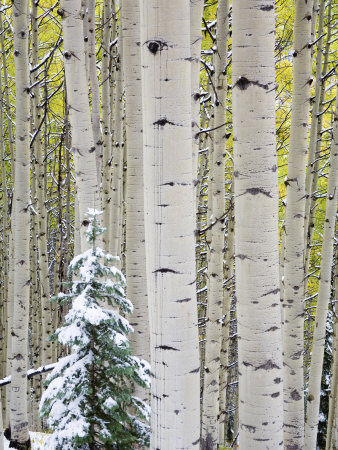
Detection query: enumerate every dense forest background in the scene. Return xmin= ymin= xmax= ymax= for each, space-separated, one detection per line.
xmin=0 ymin=0 xmax=337 ymax=449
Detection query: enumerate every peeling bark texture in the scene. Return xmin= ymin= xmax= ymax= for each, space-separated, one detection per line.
xmin=201 ymin=0 xmax=230 ymax=447
xmin=60 ymin=0 xmax=100 ymax=250
xmin=282 ymin=1 xmax=314 ymax=447
xmin=121 ymin=0 xmax=150 ymax=402
xmin=10 ymin=0 xmax=31 ymax=445
xmin=141 ymin=1 xmax=200 ymax=447
xmin=232 ymin=1 xmax=284 ymax=448
xmin=305 ymin=90 xmax=338 ymax=449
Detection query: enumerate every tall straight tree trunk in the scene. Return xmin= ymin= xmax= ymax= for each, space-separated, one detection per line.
xmin=60 ymin=0 xmax=100 ymax=250
xmin=190 ymin=0 xmax=204 ymax=186
xmin=232 ymin=1 xmax=284 ymax=448
xmin=282 ymin=1 xmax=313 ymax=447
xmin=121 ymin=0 xmax=150 ymax=402
xmin=304 ymin=1 xmax=332 ymax=297
xmin=140 ymin=1 xmax=200 ymax=447
xmin=110 ymin=22 xmax=124 ymax=259
xmin=304 ymin=90 xmax=338 ymax=449
xmin=219 ymin=188 xmax=234 ymax=445
xmin=88 ymin=0 xmax=102 ymax=185
xmin=201 ymin=1 xmax=230 ymax=447
xmin=31 ymin=0 xmax=53 ymax=368
xmin=101 ymin=0 xmax=112 ymax=251
xmin=9 ymin=0 xmax=31 ymax=446
xmin=326 ymin=270 xmax=337 ymax=450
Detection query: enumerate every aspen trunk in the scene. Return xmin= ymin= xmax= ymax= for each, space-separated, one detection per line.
xmin=60 ymin=0 xmax=100 ymax=250
xmin=304 ymin=89 xmax=338 ymax=450
xmin=326 ymin=287 xmax=337 ymax=450
xmin=31 ymin=0 xmax=53 ymax=369
xmin=121 ymin=0 xmax=150 ymax=402
xmin=190 ymin=0 xmax=204 ymax=186
xmin=232 ymin=1 xmax=284 ymax=448
xmin=282 ymin=1 xmax=313 ymax=447
xmin=110 ymin=21 xmax=124 ymax=259
xmin=219 ymin=198 xmax=234 ymax=445
xmin=88 ymin=0 xmax=102 ymax=185
xmin=10 ymin=0 xmax=31 ymax=445
xmin=201 ymin=1 xmax=230 ymax=447
xmin=101 ymin=0 xmax=112 ymax=251
xmin=304 ymin=2 xmax=332 ymax=299
xmin=140 ymin=1 xmax=200 ymax=447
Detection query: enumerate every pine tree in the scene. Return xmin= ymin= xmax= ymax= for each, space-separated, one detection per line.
xmin=39 ymin=209 xmax=150 ymax=450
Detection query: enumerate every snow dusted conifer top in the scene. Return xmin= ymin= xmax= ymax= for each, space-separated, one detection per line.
xmin=40 ymin=208 xmax=151 ymax=449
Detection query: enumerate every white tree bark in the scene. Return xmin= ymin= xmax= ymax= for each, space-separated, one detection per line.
xmin=10 ymin=0 xmax=31 ymax=445
xmin=140 ymin=1 xmax=200 ymax=447
xmin=60 ymin=0 xmax=100 ymax=250
xmin=88 ymin=0 xmax=102 ymax=185
xmin=121 ymin=0 xmax=150 ymax=402
xmin=219 ymin=199 xmax=234 ymax=445
xmin=201 ymin=1 xmax=230 ymax=447
xmin=31 ymin=0 xmax=53 ymax=368
xmin=232 ymin=1 xmax=284 ymax=448
xmin=110 ymin=21 xmax=124 ymax=259
xmin=101 ymin=0 xmax=112 ymax=251
xmin=304 ymin=89 xmax=338 ymax=449
xmin=304 ymin=1 xmax=332 ymax=296
xmin=282 ymin=1 xmax=313 ymax=447
xmin=326 ymin=291 xmax=337 ymax=450
xmin=190 ymin=0 xmax=204 ymax=186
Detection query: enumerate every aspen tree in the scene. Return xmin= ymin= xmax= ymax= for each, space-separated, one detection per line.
xmin=59 ymin=0 xmax=100 ymax=250
xmin=0 ymin=13 xmax=15 ymax=182
xmin=232 ymin=1 xmax=284 ymax=448
xmin=0 ymin=390 xmax=3 ymax=450
xmin=305 ymin=89 xmax=338 ymax=449
xmin=31 ymin=0 xmax=53 ymax=368
xmin=202 ymin=1 xmax=230 ymax=447
xmin=88 ymin=0 xmax=102 ymax=185
xmin=282 ymin=1 xmax=314 ymax=447
xmin=219 ymin=192 xmax=234 ymax=445
xmin=190 ymin=0 xmax=204 ymax=185
xmin=121 ymin=0 xmax=150 ymax=402
xmin=326 ymin=281 xmax=337 ymax=450
xmin=101 ymin=0 xmax=112 ymax=251
xmin=140 ymin=1 xmax=200 ymax=447
xmin=110 ymin=21 xmax=124 ymax=259
xmin=304 ymin=2 xmax=332 ymax=297
xmin=0 ymin=69 xmax=8 ymax=387
xmin=10 ymin=0 xmax=31 ymax=446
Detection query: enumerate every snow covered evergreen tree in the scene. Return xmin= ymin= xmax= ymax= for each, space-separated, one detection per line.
xmin=39 ymin=209 xmax=151 ymax=449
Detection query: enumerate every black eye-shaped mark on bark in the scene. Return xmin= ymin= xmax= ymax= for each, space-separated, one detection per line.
xmin=234 ymin=76 xmax=270 ymax=91
xmin=146 ymin=39 xmax=168 ymax=54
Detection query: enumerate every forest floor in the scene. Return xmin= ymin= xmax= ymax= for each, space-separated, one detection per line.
xmin=3 ymin=432 xmax=49 ymax=449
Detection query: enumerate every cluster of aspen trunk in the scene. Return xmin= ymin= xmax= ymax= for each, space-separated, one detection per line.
xmin=0 ymin=0 xmax=337 ymax=449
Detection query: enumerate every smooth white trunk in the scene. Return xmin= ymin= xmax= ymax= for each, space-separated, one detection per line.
xmin=121 ymin=0 xmax=150 ymax=402
xmin=201 ymin=1 xmax=230 ymax=447
xmin=233 ymin=1 xmax=284 ymax=448
xmin=141 ymin=1 xmax=200 ymax=447
xmin=60 ymin=0 xmax=100 ymax=250
xmin=304 ymin=89 xmax=338 ymax=450
xmin=10 ymin=0 xmax=31 ymax=444
xmin=282 ymin=1 xmax=313 ymax=446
